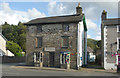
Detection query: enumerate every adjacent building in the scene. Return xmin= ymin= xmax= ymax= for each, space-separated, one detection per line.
xmin=87 ymin=47 xmax=96 ymax=62
xmin=101 ymin=10 xmax=120 ymax=70
xmin=0 ymin=33 xmax=7 ymax=56
xmin=25 ymin=3 xmax=87 ymax=69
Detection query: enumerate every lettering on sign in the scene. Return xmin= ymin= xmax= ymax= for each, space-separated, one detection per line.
xmin=44 ymin=47 xmax=55 ymax=52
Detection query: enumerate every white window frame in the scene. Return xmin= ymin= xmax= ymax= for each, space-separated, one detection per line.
xmin=60 ymin=53 xmax=70 ymax=64
xmin=117 ymin=25 xmax=120 ymax=32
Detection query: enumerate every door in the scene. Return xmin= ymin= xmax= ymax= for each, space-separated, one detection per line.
xmin=49 ymin=52 xmax=54 ymax=67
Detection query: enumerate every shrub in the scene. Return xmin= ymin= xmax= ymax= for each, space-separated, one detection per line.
xmin=6 ymin=41 xmax=23 ymax=56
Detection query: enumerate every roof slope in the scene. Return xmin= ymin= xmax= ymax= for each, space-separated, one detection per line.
xmin=0 ymin=33 xmax=7 ymax=41
xmin=24 ymin=14 xmax=83 ymax=25
xmin=103 ymin=18 xmax=120 ymax=26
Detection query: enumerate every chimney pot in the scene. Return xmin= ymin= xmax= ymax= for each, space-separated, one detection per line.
xmin=101 ymin=10 xmax=107 ymax=20
xmin=76 ymin=3 xmax=82 ymax=15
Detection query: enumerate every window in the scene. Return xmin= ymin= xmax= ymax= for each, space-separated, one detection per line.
xmin=63 ymin=24 xmax=69 ymax=32
xmin=60 ymin=53 xmax=70 ymax=64
xmin=33 ymin=52 xmax=43 ymax=63
xmin=119 ymin=26 xmax=120 ymax=32
xmin=119 ymin=39 xmax=120 ymax=49
xmin=61 ymin=36 xmax=69 ymax=47
xmin=35 ymin=37 xmax=42 ymax=48
xmin=37 ymin=26 xmax=42 ymax=33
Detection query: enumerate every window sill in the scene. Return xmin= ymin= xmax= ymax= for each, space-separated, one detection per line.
xmin=61 ymin=46 xmax=69 ymax=48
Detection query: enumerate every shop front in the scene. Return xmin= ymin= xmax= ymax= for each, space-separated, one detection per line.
xmin=60 ymin=52 xmax=70 ymax=69
xmin=33 ymin=52 xmax=43 ymax=67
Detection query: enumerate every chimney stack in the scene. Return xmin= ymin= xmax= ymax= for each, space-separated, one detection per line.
xmin=101 ymin=10 xmax=107 ymax=21
xmin=76 ymin=3 xmax=82 ymax=15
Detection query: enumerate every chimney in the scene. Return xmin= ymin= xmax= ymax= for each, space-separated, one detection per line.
xmin=76 ymin=3 xmax=82 ymax=15
xmin=101 ymin=10 xmax=107 ymax=21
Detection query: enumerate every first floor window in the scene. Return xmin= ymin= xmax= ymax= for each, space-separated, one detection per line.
xmin=61 ymin=36 xmax=69 ymax=47
xmin=35 ymin=37 xmax=42 ymax=48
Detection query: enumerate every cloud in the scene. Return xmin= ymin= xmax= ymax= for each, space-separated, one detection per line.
xmin=95 ymin=36 xmax=101 ymax=40
xmin=48 ymin=1 xmax=73 ymax=16
xmin=86 ymin=19 xmax=98 ymax=30
xmin=87 ymin=34 xmax=91 ymax=38
xmin=0 ymin=3 xmax=46 ymax=25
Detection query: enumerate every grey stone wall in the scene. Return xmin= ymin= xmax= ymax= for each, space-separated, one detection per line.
xmin=26 ymin=23 xmax=78 ymax=69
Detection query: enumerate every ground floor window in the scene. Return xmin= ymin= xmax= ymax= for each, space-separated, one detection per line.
xmin=60 ymin=52 xmax=70 ymax=64
xmin=33 ymin=52 xmax=43 ymax=63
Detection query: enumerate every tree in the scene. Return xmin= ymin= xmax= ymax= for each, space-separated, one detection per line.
xmin=2 ymin=22 xmax=27 ymax=52
xmin=6 ymin=41 xmax=23 ymax=56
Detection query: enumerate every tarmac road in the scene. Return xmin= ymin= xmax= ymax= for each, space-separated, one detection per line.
xmin=1 ymin=63 xmax=120 ymax=76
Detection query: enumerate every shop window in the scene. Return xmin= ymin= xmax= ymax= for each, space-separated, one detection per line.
xmin=33 ymin=52 xmax=43 ymax=63
xmin=119 ymin=26 xmax=120 ymax=32
xmin=119 ymin=39 xmax=120 ymax=49
xmin=61 ymin=36 xmax=69 ymax=47
xmin=63 ymin=24 xmax=69 ymax=32
xmin=60 ymin=53 xmax=70 ymax=64
xmin=35 ymin=37 xmax=42 ymax=48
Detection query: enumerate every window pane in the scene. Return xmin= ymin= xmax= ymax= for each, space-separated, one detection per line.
xmin=119 ymin=26 xmax=120 ymax=32
xmin=37 ymin=26 xmax=42 ymax=33
xmin=62 ymin=36 xmax=69 ymax=47
xmin=63 ymin=24 xmax=69 ymax=31
xmin=36 ymin=37 xmax=42 ymax=48
xmin=119 ymin=39 xmax=120 ymax=49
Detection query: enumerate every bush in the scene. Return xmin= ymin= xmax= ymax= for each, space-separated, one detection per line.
xmin=6 ymin=41 xmax=23 ymax=56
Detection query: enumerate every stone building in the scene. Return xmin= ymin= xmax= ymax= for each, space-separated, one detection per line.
xmin=101 ymin=10 xmax=120 ymax=70
xmin=25 ymin=3 xmax=87 ymax=69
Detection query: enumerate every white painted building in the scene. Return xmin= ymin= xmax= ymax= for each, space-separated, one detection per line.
xmin=101 ymin=10 xmax=120 ymax=70
xmin=0 ymin=33 xmax=14 ymax=56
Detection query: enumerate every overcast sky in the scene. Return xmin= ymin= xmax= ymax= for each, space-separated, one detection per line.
xmin=0 ymin=1 xmax=119 ymax=40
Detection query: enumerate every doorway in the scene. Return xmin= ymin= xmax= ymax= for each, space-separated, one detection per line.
xmin=49 ymin=52 xmax=55 ymax=67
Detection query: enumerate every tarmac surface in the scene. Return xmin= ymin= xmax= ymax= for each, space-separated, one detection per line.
xmin=1 ymin=63 xmax=120 ymax=76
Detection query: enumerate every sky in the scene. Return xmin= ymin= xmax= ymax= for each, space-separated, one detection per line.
xmin=0 ymin=1 xmax=119 ymax=40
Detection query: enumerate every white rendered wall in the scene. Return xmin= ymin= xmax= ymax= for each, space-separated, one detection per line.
xmin=0 ymin=34 xmax=6 ymax=56
xmin=104 ymin=26 xmax=117 ymax=70
xmin=77 ymin=21 xmax=84 ymax=67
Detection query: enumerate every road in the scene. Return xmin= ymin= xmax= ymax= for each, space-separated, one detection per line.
xmin=1 ymin=63 xmax=120 ymax=76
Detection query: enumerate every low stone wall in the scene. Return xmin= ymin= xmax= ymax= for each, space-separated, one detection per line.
xmin=1 ymin=56 xmax=25 ymax=63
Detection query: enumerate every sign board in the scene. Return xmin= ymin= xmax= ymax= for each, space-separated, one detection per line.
xmin=44 ymin=47 xmax=55 ymax=52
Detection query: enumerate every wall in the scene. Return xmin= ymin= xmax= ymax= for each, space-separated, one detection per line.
xmin=26 ymin=23 xmax=78 ymax=69
xmin=1 ymin=56 xmax=25 ymax=63
xmin=104 ymin=25 xmax=118 ymax=70
xmin=0 ymin=34 xmax=6 ymax=56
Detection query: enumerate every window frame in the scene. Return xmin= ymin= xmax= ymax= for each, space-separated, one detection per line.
xmin=35 ymin=37 xmax=42 ymax=48
xmin=61 ymin=36 xmax=69 ymax=48
xmin=37 ymin=25 xmax=42 ymax=33
xmin=60 ymin=53 xmax=70 ymax=64
xmin=63 ymin=24 xmax=69 ymax=32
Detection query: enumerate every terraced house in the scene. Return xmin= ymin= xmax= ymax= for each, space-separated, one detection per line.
xmin=25 ymin=3 xmax=87 ymax=69
xmin=101 ymin=10 xmax=120 ymax=70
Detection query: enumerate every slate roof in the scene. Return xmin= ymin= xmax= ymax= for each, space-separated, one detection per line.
xmin=87 ymin=47 xmax=93 ymax=53
xmin=24 ymin=14 xmax=83 ymax=25
xmin=103 ymin=18 xmax=120 ymax=26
